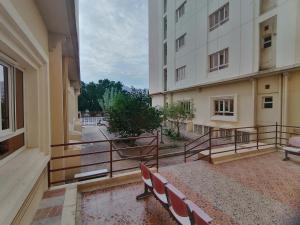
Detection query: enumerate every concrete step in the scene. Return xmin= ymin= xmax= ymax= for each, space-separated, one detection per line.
xmin=198 ymin=143 xmax=277 ymax=164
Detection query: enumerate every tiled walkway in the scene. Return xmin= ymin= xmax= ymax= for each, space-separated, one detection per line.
xmin=80 ymin=152 xmax=300 ymax=225
xmin=31 ymin=189 xmax=65 ymax=225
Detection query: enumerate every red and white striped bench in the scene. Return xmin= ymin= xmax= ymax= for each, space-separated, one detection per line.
xmin=137 ymin=164 xmax=213 ymax=225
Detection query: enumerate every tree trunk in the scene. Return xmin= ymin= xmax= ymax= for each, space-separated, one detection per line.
xmin=176 ymin=120 xmax=180 ymax=137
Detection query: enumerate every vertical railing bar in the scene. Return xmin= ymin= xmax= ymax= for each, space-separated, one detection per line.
xmin=256 ymin=126 xmax=259 ymax=150
xmin=156 ymin=131 xmax=159 ymax=172
xmin=184 ymin=143 xmax=187 ymax=163
xmin=109 ymin=140 xmax=113 ymax=178
xmin=275 ymin=122 xmax=278 ymax=149
xmin=234 ymin=129 xmax=237 ymax=153
xmin=209 ymin=128 xmax=212 ymax=162
xmin=47 ymin=161 xmax=51 ymax=188
xmin=279 ymin=123 xmax=282 ymax=146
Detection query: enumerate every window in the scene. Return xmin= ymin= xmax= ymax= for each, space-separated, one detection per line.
xmin=179 ymin=100 xmax=192 ymax=114
xmin=0 ymin=63 xmax=10 ymax=132
xmin=204 ymin=126 xmax=211 ymax=134
xmin=263 ymin=96 xmax=273 ymax=108
xmin=163 ymin=69 xmax=167 ymax=91
xmin=209 ymin=48 xmax=229 ymax=72
xmin=263 ymin=36 xmax=272 ymax=48
xmin=163 ymin=17 xmax=167 ymax=40
xmin=236 ymin=131 xmax=250 ymax=143
xmin=209 ymin=3 xmax=229 ymax=31
xmin=214 ymin=98 xmax=234 ymax=116
xmin=163 ymin=43 xmax=167 ymax=66
xmin=176 ymin=1 xmax=186 ymax=22
xmin=175 ymin=66 xmax=186 ymax=81
xmin=176 ymin=33 xmax=186 ymax=51
xmin=194 ymin=124 xmax=203 ymax=134
xmin=163 ymin=0 xmax=167 ymax=14
xmin=220 ymin=129 xmax=232 ymax=139
xmin=0 ymin=61 xmax=24 ymax=159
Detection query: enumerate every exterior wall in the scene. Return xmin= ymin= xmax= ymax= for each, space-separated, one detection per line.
xmin=0 ymin=1 xmax=50 ymax=224
xmin=149 ymin=0 xmax=300 ymax=94
xmin=149 ymin=0 xmax=300 ymax=137
xmin=11 ymin=0 xmax=49 ymax=53
xmin=170 ymin=80 xmax=255 ymax=128
xmin=151 ymin=94 xmax=164 ymax=108
xmin=287 ymin=71 xmax=300 ymax=126
xmin=0 ymin=0 xmax=80 ymax=224
xmin=148 ymin=0 xmax=163 ymax=94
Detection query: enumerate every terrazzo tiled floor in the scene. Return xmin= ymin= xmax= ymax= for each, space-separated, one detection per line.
xmin=31 ymin=189 xmax=65 ymax=225
xmin=80 ymin=152 xmax=300 ymax=225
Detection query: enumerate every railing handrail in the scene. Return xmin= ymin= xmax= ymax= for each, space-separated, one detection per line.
xmin=185 ymin=132 xmax=209 ymax=146
xmin=184 ymin=123 xmax=300 ymax=162
xmin=51 ymin=135 xmax=158 ymax=148
xmin=48 ymin=132 xmax=159 ymax=187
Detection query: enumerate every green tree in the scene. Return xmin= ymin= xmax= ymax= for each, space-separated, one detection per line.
xmin=162 ymin=102 xmax=194 ymax=137
xmin=78 ymin=79 xmax=123 ymax=114
xmin=108 ymin=92 xmax=161 ymax=139
xmin=98 ymin=87 xmax=119 ymax=113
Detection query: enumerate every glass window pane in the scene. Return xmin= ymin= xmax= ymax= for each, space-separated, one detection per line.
xmin=230 ymin=99 xmax=234 ymax=112
xmin=0 ymin=64 xmax=10 ymax=130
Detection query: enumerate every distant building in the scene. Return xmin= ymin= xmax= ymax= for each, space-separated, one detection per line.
xmin=149 ymin=0 xmax=300 ymax=139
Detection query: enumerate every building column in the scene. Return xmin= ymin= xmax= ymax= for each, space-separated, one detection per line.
xmin=62 ymin=57 xmax=69 ymax=144
xmin=251 ymin=78 xmax=257 ymax=126
xmin=49 ymin=40 xmax=65 ymax=182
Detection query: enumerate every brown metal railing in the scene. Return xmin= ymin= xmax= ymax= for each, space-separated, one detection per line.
xmin=48 ymin=132 xmax=159 ymax=187
xmin=184 ymin=123 xmax=299 ymax=162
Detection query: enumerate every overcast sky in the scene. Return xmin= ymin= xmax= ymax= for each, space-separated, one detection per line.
xmin=79 ymin=0 xmax=149 ymax=89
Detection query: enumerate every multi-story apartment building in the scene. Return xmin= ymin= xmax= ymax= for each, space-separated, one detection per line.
xmin=0 ymin=0 xmax=80 ymax=224
xmin=149 ymin=0 xmax=300 ymax=139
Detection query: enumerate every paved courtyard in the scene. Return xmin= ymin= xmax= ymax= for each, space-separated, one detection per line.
xmin=31 ymin=189 xmax=65 ymax=225
xmin=80 ymin=152 xmax=300 ymax=225
xmin=79 ymin=126 xmax=187 ymax=175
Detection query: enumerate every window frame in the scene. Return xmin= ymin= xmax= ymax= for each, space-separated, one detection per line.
xmin=262 ymin=96 xmax=273 ymax=109
xmin=175 ymin=65 xmax=186 ymax=82
xmin=263 ymin=35 xmax=272 ymax=49
xmin=209 ymin=2 xmax=229 ymax=31
xmin=209 ymin=48 xmax=229 ymax=72
xmin=214 ymin=98 xmax=234 ymax=116
xmin=210 ymin=95 xmax=237 ymax=122
xmin=0 ymin=61 xmax=14 ymax=137
xmin=176 ymin=33 xmax=186 ymax=51
xmin=163 ymin=16 xmax=167 ymax=40
xmin=176 ymin=1 xmax=186 ymax=22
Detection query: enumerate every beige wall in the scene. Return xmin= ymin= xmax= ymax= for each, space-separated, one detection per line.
xmin=168 ymin=80 xmax=255 ymax=129
xmin=155 ymin=71 xmax=300 ymax=134
xmin=11 ymin=0 xmax=48 ymax=53
xmin=0 ymin=0 xmax=80 ymax=224
xmin=287 ymin=71 xmax=300 ymax=126
xmin=0 ymin=1 xmax=51 ymax=224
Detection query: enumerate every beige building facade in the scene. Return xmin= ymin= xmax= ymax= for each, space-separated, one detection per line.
xmin=149 ymin=0 xmax=300 ymax=139
xmin=0 ymin=0 xmax=80 ymax=224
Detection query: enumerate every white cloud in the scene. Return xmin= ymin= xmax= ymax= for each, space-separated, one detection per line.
xmin=79 ymin=0 xmax=149 ymax=89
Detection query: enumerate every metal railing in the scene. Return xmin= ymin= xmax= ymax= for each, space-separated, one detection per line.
xmin=80 ymin=116 xmax=103 ymax=125
xmin=48 ymin=132 xmax=159 ymax=187
xmin=184 ymin=123 xmax=299 ymax=162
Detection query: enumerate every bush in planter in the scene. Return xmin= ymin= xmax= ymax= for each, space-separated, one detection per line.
xmin=107 ymin=90 xmax=161 ymax=145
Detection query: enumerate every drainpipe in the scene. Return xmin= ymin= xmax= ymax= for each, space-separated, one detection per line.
xmin=251 ymin=78 xmax=257 ymax=127
xmin=282 ymin=73 xmax=289 ymax=144
xmin=279 ymin=73 xmax=283 ymax=145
